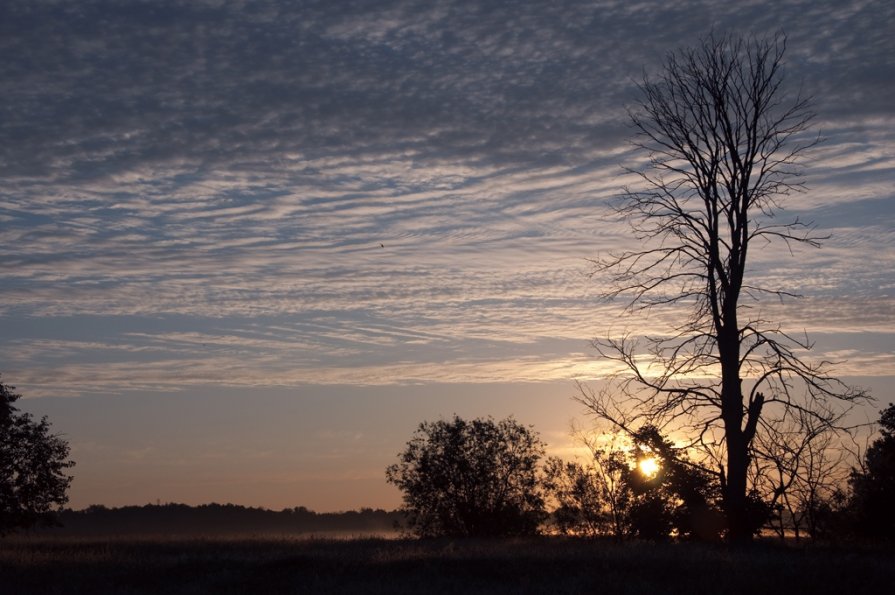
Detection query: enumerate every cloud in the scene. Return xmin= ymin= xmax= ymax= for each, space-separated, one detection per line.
xmin=1 ymin=0 xmax=892 ymax=396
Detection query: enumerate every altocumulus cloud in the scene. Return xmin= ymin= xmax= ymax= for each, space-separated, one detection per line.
xmin=1 ymin=0 xmax=893 ymax=395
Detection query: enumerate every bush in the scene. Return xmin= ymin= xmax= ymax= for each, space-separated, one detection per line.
xmin=386 ymin=415 xmax=545 ymax=537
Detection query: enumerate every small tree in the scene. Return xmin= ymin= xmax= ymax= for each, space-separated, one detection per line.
xmin=1 ymin=376 xmax=75 ymax=535
xmin=543 ymin=433 xmax=631 ymax=539
xmin=750 ymin=411 xmax=850 ymax=541
xmin=544 ymin=451 xmax=629 ymax=538
xmin=386 ymin=415 xmax=545 ymax=538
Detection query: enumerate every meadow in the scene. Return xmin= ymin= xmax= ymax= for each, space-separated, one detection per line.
xmin=2 ymin=534 xmax=893 ymax=594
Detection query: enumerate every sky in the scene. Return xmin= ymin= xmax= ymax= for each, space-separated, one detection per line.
xmin=2 ymin=0 xmax=893 ymax=512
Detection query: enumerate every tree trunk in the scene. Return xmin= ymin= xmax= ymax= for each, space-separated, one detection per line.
xmin=719 ymin=323 xmax=753 ymax=543
xmin=724 ymin=431 xmax=752 ymax=543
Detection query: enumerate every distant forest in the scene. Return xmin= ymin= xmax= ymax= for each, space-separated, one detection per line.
xmin=38 ymin=504 xmax=405 ymax=536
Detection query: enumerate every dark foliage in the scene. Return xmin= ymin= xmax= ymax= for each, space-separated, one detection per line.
xmin=623 ymin=427 xmax=726 ymax=541
xmin=545 ymin=427 xmax=728 ymax=541
xmin=848 ymin=404 xmax=895 ymax=541
xmin=0 ymin=377 xmax=74 ymax=535
xmin=386 ymin=416 xmax=546 ymax=538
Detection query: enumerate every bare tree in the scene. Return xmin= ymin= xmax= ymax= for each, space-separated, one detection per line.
xmin=750 ymin=409 xmax=853 ymax=541
xmin=580 ymin=33 xmax=866 ymax=543
xmin=585 ymin=436 xmax=634 ymax=540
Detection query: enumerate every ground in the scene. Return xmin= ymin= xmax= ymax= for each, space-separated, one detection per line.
xmin=1 ymin=535 xmax=892 ymax=594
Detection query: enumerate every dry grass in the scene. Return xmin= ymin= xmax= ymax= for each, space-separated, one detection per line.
xmin=1 ymin=534 xmax=892 ymax=594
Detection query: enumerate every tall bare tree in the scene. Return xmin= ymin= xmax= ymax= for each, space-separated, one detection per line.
xmin=580 ymin=33 xmax=865 ymax=543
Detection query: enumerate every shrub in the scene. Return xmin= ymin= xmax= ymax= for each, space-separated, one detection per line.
xmin=386 ymin=415 xmax=545 ymax=537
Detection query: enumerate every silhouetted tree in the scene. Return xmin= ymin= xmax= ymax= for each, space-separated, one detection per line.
xmin=546 ymin=427 xmax=725 ymax=541
xmin=751 ymin=410 xmax=850 ymax=541
xmin=386 ymin=415 xmax=545 ymax=538
xmin=581 ymin=32 xmax=865 ymax=543
xmin=544 ymin=432 xmax=632 ymax=539
xmin=544 ymin=450 xmax=630 ymax=538
xmin=543 ymin=457 xmax=602 ymax=536
xmin=624 ymin=426 xmax=726 ymax=541
xmin=1 ymin=376 xmax=74 ymax=535
xmin=848 ymin=404 xmax=895 ymax=541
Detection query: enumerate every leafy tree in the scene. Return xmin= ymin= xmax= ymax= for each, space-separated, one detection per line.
xmin=1 ymin=376 xmax=75 ymax=535
xmin=386 ymin=415 xmax=545 ymax=538
xmin=582 ymin=33 xmax=864 ymax=543
xmin=623 ymin=426 xmax=726 ymax=541
xmin=848 ymin=404 xmax=895 ymax=541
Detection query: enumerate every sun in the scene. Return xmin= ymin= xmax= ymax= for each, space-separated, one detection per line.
xmin=638 ymin=457 xmax=660 ymax=478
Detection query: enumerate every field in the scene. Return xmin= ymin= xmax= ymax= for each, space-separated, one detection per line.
xmin=2 ymin=535 xmax=893 ymax=594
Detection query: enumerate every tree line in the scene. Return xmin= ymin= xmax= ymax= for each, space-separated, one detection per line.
xmin=387 ymin=412 xmax=895 ymax=542
xmin=52 ymin=503 xmax=404 ymax=536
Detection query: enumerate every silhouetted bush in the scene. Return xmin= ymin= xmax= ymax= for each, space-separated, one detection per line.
xmin=386 ymin=415 xmax=546 ymax=537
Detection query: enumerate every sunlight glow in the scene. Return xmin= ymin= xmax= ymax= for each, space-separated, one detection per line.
xmin=638 ymin=457 xmax=660 ymax=478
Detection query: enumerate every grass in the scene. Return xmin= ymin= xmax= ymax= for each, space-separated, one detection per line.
xmin=2 ymin=534 xmax=893 ymax=594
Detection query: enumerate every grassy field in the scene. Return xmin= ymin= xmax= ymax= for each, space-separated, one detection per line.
xmin=2 ymin=534 xmax=893 ymax=594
